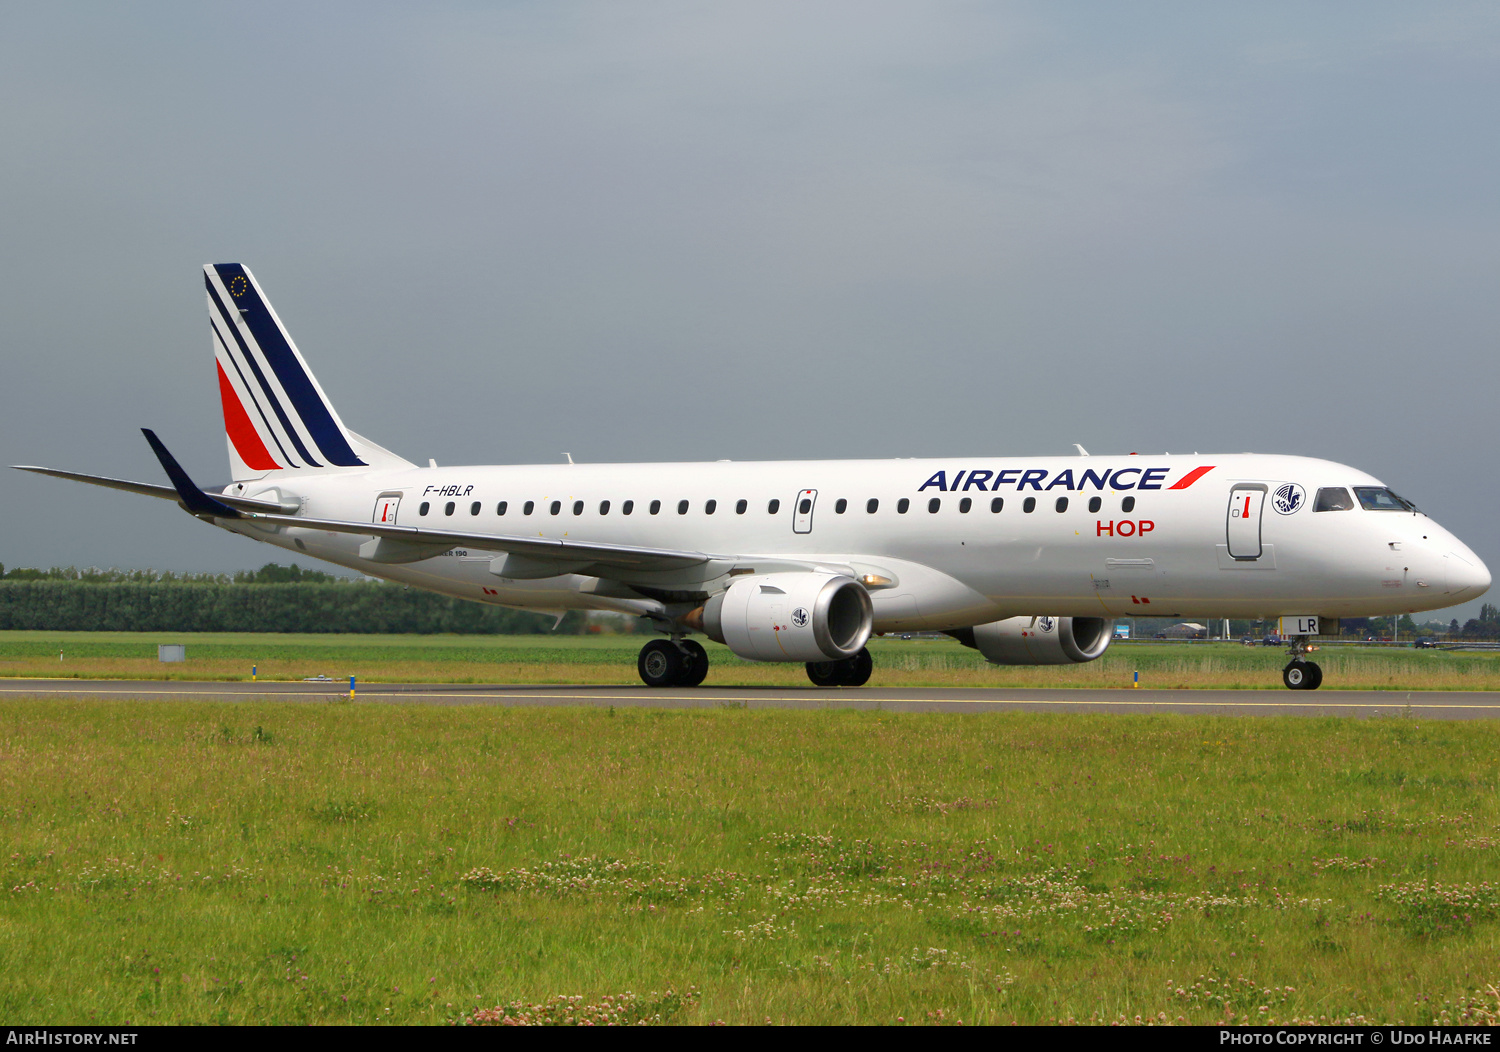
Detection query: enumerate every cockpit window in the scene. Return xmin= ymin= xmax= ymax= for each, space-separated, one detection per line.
xmin=1314 ymin=487 xmax=1354 ymax=512
xmin=1354 ymin=487 xmax=1419 ymax=512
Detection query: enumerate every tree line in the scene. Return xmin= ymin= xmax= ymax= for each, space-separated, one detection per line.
xmin=0 ymin=562 xmax=343 ymax=585
xmin=0 ymin=563 xmax=587 ymax=634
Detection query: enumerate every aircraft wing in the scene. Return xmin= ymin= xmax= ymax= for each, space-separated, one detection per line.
xmin=23 ymin=432 xmax=718 ymax=576
xmin=13 ymin=465 xmax=289 ymax=514
xmin=240 ymin=510 xmax=714 ymax=573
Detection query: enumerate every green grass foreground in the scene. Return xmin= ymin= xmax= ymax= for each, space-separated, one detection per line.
xmin=4 ymin=631 xmax=1500 ymax=690
xmin=3 ymin=700 xmax=1499 ymax=1025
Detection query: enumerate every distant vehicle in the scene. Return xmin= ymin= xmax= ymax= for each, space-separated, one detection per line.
xmin=1112 ymin=624 xmax=1131 ymax=640
xmin=1415 ymin=638 xmax=1438 ymax=649
xmin=16 ymin=263 xmax=1491 ymax=692
xmin=1262 ymin=636 xmax=1282 ymax=646
xmin=1240 ymin=636 xmax=1255 ymax=646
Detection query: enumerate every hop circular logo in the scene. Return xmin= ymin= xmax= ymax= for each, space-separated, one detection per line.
xmin=1272 ymin=483 xmax=1305 ymax=515
xmin=1037 ymin=617 xmax=1056 ymax=633
xmin=791 ymin=607 xmax=810 ymax=628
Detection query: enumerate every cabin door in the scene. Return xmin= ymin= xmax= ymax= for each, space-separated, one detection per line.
xmin=793 ymin=489 xmax=817 ymax=534
xmin=372 ymin=493 xmax=402 ymax=525
xmin=1226 ymin=485 xmax=1266 ymax=560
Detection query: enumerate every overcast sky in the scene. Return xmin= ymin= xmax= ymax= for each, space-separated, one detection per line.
xmin=3 ymin=3 xmax=1496 ymax=622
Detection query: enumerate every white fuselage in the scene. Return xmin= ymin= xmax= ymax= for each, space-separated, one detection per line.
xmin=219 ymin=453 xmax=1489 ymax=631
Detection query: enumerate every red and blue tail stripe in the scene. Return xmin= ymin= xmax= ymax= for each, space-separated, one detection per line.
xmin=205 ymin=264 xmax=367 ymax=477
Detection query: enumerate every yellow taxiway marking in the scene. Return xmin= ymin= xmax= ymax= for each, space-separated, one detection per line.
xmin=1 ymin=685 xmax=1499 ymax=710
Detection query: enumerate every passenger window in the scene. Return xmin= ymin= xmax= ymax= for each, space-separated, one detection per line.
xmin=1055 ymin=497 xmax=1068 ymax=513
xmin=496 ymin=501 xmax=507 ymax=516
xmin=835 ymin=498 xmax=847 ymax=514
xmin=1088 ymin=496 xmax=1101 ymax=513
xmin=959 ymin=497 xmax=971 ymax=513
xmin=650 ymin=500 xmax=661 ymax=515
xmin=599 ymin=500 xmax=611 ymax=515
xmin=470 ymin=501 xmax=481 ymax=515
xmin=550 ymin=501 xmax=561 ymax=515
xmin=622 ymin=500 xmax=634 ymax=515
xmin=1314 ymin=487 xmax=1355 ymax=512
xmin=523 ymin=500 xmax=535 ymax=516
xmin=799 ymin=498 xmax=812 ymax=514
xmin=928 ymin=497 xmax=940 ymax=513
xmin=573 ymin=500 xmax=584 ymax=515
xmin=867 ymin=498 xmax=879 ymax=514
xmin=768 ymin=499 xmax=781 ymax=514
xmin=1122 ymin=496 xmax=1136 ymax=513
xmin=677 ymin=499 xmax=689 ymax=515
xmin=1023 ymin=497 xmax=1036 ymax=513
xmin=736 ymin=499 xmax=747 ymax=514
xmin=419 ymin=501 xmax=430 ymax=516
xmin=705 ymin=499 xmax=717 ymax=515
xmin=444 ymin=502 xmax=455 ymax=516
xmin=897 ymin=498 xmax=910 ymax=514
xmin=990 ymin=497 xmax=1003 ymax=513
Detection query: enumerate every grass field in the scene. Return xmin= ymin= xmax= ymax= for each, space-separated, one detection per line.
xmin=2 ymin=700 xmax=1499 ymax=1025
xmin=3 ymin=631 xmax=1500 ymax=691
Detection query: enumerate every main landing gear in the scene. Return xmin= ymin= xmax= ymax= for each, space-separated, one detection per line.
xmin=805 ymin=648 xmax=873 ymax=688
xmin=1282 ymin=638 xmax=1323 ymax=690
xmin=635 ymin=639 xmax=876 ymax=689
xmin=637 ymin=638 xmax=709 ymax=688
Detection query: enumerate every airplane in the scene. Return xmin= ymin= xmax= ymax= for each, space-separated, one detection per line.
xmin=15 ymin=264 xmax=1491 ymax=691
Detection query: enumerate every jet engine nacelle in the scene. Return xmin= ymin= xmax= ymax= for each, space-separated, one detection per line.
xmin=950 ymin=616 xmax=1113 ymax=665
xmin=700 ymin=572 xmax=874 ymax=663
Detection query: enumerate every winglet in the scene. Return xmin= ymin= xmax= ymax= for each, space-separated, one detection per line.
xmin=141 ymin=429 xmax=242 ymax=519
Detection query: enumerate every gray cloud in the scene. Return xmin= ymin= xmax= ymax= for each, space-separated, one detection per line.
xmin=3 ymin=2 xmax=1496 ymax=622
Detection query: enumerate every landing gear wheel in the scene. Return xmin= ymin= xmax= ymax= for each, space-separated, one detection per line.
xmin=638 ymin=639 xmax=684 ymax=687
xmin=806 ymin=660 xmax=844 ymax=687
xmin=1283 ymin=660 xmax=1319 ymax=690
xmin=677 ymin=639 xmax=709 ymax=687
xmin=842 ymin=647 xmax=873 ymax=687
xmin=1281 ymin=638 xmax=1323 ymax=690
xmin=805 ymin=648 xmax=874 ymax=688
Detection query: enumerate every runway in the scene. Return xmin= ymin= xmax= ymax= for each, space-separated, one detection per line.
xmin=2 ymin=679 xmax=1498 ymax=718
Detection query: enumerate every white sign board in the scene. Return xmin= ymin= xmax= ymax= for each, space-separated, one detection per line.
xmin=1279 ymin=616 xmax=1320 ymax=636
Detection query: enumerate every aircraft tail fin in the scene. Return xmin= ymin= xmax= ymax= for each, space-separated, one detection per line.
xmin=204 ymin=264 xmax=414 ymax=482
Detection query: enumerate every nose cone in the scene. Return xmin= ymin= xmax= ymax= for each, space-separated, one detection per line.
xmin=1446 ymin=550 xmax=1493 ymax=604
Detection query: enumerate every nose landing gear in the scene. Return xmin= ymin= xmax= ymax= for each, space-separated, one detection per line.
xmin=1282 ymin=638 xmax=1323 ymax=690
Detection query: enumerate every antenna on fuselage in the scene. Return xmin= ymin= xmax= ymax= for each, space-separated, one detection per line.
xmin=1073 ymin=444 xmax=1090 ymax=456
xmin=563 ymin=452 xmax=575 ymax=465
